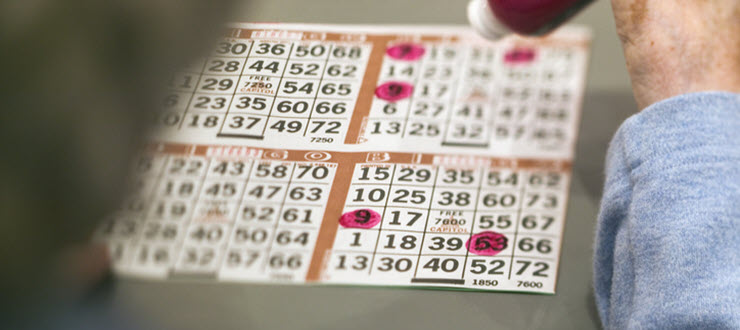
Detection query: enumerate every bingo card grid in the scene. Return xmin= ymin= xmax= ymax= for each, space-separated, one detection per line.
xmin=323 ymin=160 xmax=569 ymax=293
xmin=361 ymin=36 xmax=587 ymax=159
xmin=161 ymin=37 xmax=371 ymax=145
xmin=94 ymin=23 xmax=592 ymax=294
xmin=94 ymin=146 xmax=339 ymax=283
xmin=95 ymin=145 xmax=573 ymax=294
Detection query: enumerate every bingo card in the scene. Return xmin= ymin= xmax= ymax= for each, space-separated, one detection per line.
xmin=94 ymin=23 xmax=591 ymax=294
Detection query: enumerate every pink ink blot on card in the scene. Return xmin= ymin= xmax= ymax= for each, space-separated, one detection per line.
xmin=386 ymin=43 xmax=426 ymax=61
xmin=375 ymin=82 xmax=414 ymax=102
xmin=339 ymin=209 xmax=382 ymax=229
xmin=504 ymin=48 xmax=536 ymax=64
xmin=466 ymin=231 xmax=508 ymax=256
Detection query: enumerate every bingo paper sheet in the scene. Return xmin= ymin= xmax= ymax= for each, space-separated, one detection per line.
xmin=94 ymin=23 xmax=591 ymax=294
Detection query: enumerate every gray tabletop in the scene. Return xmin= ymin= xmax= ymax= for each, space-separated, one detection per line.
xmin=112 ymin=1 xmax=638 ymax=329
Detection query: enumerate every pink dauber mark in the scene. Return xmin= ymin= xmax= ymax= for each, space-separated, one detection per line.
xmin=386 ymin=43 xmax=426 ymax=61
xmin=375 ymin=81 xmax=414 ymax=102
xmin=504 ymin=48 xmax=536 ymax=64
xmin=466 ymin=231 xmax=508 ymax=256
xmin=339 ymin=209 xmax=381 ymax=229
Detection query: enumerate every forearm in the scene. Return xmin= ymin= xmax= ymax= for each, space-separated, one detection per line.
xmin=594 ymin=92 xmax=740 ymax=329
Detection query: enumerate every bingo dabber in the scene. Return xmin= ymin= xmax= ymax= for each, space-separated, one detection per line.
xmin=468 ymin=0 xmax=595 ymax=40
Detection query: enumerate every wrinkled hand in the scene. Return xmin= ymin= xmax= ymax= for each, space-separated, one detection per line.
xmin=611 ymin=0 xmax=740 ymax=109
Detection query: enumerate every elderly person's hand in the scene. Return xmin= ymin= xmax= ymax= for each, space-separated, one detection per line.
xmin=611 ymin=0 xmax=740 ymax=109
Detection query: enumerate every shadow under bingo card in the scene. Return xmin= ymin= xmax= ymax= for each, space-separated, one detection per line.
xmin=94 ymin=23 xmax=591 ymax=294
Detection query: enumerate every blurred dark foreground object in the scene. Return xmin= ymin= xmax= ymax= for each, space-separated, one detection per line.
xmin=0 ymin=0 xmax=236 ymax=328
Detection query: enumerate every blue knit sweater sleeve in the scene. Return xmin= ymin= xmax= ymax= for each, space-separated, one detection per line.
xmin=593 ymin=92 xmax=740 ymax=329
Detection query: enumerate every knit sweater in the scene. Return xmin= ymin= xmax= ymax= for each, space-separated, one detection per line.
xmin=594 ymin=92 xmax=740 ymax=329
